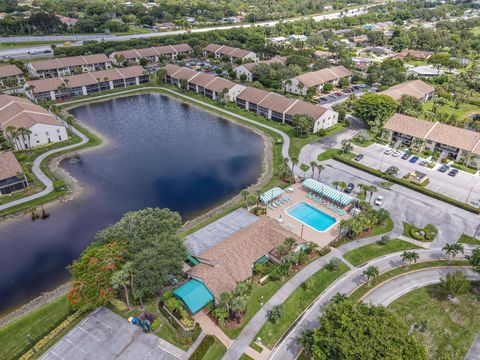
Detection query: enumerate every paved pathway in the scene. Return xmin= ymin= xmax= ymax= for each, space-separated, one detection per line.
xmin=362 ymin=266 xmax=479 ymax=306
xmin=194 ymin=310 xmax=234 ymax=348
xmin=264 ymin=249 xmax=472 ymax=360
xmin=0 ymin=126 xmax=89 ymax=211
xmin=466 ymin=333 xmax=480 ymax=360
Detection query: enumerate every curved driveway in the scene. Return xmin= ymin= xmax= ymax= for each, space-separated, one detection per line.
xmin=362 ymin=267 xmax=480 ymax=306
xmin=0 ymin=126 xmax=89 ymax=211
xmin=265 ymin=249 xmax=472 ymax=360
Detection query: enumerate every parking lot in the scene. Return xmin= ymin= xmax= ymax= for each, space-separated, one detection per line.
xmin=317 ymin=85 xmax=375 ymax=107
xmin=353 ymin=143 xmax=480 ymax=207
xmin=40 ymin=307 xmax=181 ymax=360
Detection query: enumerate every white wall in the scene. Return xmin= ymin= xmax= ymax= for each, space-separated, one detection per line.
xmin=227 ymin=84 xmax=247 ymax=101
xmin=234 ymin=66 xmax=252 ymax=81
xmin=13 ymin=123 xmax=68 ymax=150
xmin=313 ymin=109 xmax=338 ymax=132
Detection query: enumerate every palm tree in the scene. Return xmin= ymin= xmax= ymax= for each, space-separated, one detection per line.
xmin=357 ymin=183 xmax=368 ymax=199
xmin=310 ymin=161 xmax=317 ymax=179
xmin=341 ymin=139 xmax=353 ymax=154
xmin=291 ymin=157 xmax=299 ymax=181
xmin=297 ymin=329 xmax=314 ymax=357
xmin=442 ymin=243 xmax=464 ymax=264
xmin=366 ymin=185 xmax=378 ymax=203
xmin=401 ymin=251 xmax=419 ymax=269
xmin=6 ymin=126 xmax=20 ymax=150
xmin=363 ymin=266 xmax=379 ymax=286
xmin=240 ymin=189 xmax=250 ymax=208
xmin=316 ymin=163 xmax=325 ymax=181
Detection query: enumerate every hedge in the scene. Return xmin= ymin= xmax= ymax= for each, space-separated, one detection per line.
xmin=333 ymin=155 xmax=480 ymax=214
xmin=189 ymin=335 xmax=215 ymax=360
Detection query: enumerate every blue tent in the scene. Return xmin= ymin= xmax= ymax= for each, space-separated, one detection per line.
xmin=173 ymin=279 xmax=214 ymax=314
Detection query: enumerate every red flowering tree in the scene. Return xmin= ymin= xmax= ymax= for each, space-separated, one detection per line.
xmin=68 ymin=241 xmax=127 ymax=310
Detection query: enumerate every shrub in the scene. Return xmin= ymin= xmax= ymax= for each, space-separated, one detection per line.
xmin=326 ymin=257 xmax=341 ymax=271
xmin=53 ymin=180 xmax=66 ymax=192
xmin=110 ymin=298 xmax=128 ymax=312
xmin=424 ymin=224 xmax=438 ymax=240
xmin=189 ymin=335 xmax=215 ymax=360
xmin=377 ymin=235 xmax=390 ymax=246
xmin=318 ymin=247 xmax=331 ymax=256
xmin=151 ymin=317 xmax=161 ymax=332
xmin=268 ymin=304 xmax=285 ymax=323
xmin=317 ymin=129 xmax=327 ymax=136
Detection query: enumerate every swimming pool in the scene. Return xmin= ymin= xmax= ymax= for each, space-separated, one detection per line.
xmin=287 ymin=202 xmax=336 ymax=231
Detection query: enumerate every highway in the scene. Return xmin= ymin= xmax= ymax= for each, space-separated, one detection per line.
xmin=0 ymin=5 xmax=373 ymax=60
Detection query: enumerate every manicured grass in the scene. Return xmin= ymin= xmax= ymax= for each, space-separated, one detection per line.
xmin=343 ymin=239 xmax=420 ymax=267
xmin=452 ymin=162 xmax=478 ymax=174
xmin=349 ymin=260 xmax=469 ymax=301
xmin=423 ymin=100 xmax=480 ymax=120
xmin=240 ymin=354 xmax=254 ymax=360
xmin=222 ymin=279 xmax=283 ymax=339
xmin=471 ymin=26 xmax=480 ymax=35
xmin=200 ymin=336 xmax=227 ymax=360
xmin=363 ymin=217 xmax=394 ymax=238
xmin=458 ymin=233 xmax=480 ymax=245
xmin=254 ymin=262 xmax=349 ymax=349
xmin=317 ymin=149 xmax=354 ymax=161
xmin=389 ymin=282 xmax=480 ymax=359
xmin=0 ymin=296 xmax=73 ymax=360
xmin=351 ymin=137 xmax=374 ymax=148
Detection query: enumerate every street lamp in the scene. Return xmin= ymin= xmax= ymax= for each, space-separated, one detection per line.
xmin=466 ymin=185 xmax=474 ymax=204
xmin=379 ymin=151 xmax=385 ymax=171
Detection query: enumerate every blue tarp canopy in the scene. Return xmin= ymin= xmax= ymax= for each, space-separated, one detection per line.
xmin=173 ymin=279 xmax=214 ymax=314
xmin=302 ymin=178 xmax=354 ymax=206
xmin=260 ymin=187 xmax=283 ymax=204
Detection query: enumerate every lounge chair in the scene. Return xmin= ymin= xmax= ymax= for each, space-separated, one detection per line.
xmin=271 ymin=203 xmax=278 ymax=208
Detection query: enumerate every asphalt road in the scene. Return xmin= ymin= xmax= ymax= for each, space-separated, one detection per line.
xmin=268 ymin=249 xmax=471 ymax=360
xmin=362 ymin=266 xmax=479 ymax=306
xmin=0 ymin=5 xmax=375 ymax=59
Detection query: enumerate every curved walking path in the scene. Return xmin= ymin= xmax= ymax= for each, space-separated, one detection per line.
xmin=239 ymin=249 xmax=469 ymax=360
xmin=0 ymin=126 xmax=89 ymax=211
xmin=362 ymin=266 xmax=479 ymax=306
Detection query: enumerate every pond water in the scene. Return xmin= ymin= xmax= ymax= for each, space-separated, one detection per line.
xmin=0 ymin=93 xmax=263 ymax=313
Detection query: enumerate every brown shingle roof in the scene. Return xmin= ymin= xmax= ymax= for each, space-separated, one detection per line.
xmin=240 ymin=56 xmax=286 ymax=71
xmin=204 ymin=44 xmax=224 ymax=53
xmin=188 ymin=217 xmax=302 ymax=298
xmin=293 ymin=65 xmax=352 ymax=88
xmin=0 ymin=151 xmax=22 ymax=181
xmin=204 ymin=77 xmax=236 ymax=92
xmin=396 ymin=49 xmax=433 ymax=60
xmin=286 ymin=100 xmax=327 ymax=120
xmin=258 ymin=93 xmax=297 ymax=113
xmin=165 ymin=64 xmax=182 ymax=76
xmin=27 ymin=66 xmax=145 ymax=92
xmin=0 ymin=64 xmax=23 ymax=78
xmin=380 ymin=80 xmax=435 ymax=101
xmin=384 ymin=113 xmax=436 ymax=140
xmin=236 ymin=86 xmax=270 ymax=104
xmin=0 ymin=94 xmax=62 ymax=132
xmin=113 ymin=44 xmax=193 ymax=59
xmin=171 ymin=67 xmax=198 ymax=81
xmin=29 ymin=54 xmax=109 ymax=71
xmin=204 ymin=44 xmax=255 ymax=59
xmin=188 ymin=72 xmax=217 ymax=87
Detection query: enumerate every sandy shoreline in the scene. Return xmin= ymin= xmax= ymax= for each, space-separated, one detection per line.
xmin=0 ymin=89 xmax=275 ymax=326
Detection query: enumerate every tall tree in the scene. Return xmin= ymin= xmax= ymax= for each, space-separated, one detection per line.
xmin=354 ymin=94 xmax=398 ymax=135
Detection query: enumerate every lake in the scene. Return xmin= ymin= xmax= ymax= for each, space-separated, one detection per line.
xmin=0 ymin=93 xmax=263 ymax=313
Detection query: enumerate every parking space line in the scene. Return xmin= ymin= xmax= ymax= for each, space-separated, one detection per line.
xmin=78 ymin=325 xmax=101 ymax=341
xmin=89 ymin=314 xmax=113 ymax=330
xmin=65 ymin=338 xmax=87 ymax=354
xmin=50 ymin=350 xmax=65 ymax=360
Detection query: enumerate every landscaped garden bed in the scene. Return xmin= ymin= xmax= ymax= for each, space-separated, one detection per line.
xmin=458 ymin=233 xmax=480 ymax=245
xmin=343 ymin=239 xmax=420 ymax=266
xmin=402 ymin=222 xmax=438 ymax=242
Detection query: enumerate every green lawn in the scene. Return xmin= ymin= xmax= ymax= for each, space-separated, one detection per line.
xmin=402 ymin=222 xmax=437 ymax=242
xmin=351 ymin=137 xmax=374 ymax=148
xmin=470 ymin=26 xmax=480 ymax=35
xmin=222 ymin=279 xmax=283 ymax=339
xmin=254 ymin=262 xmax=349 ymax=349
xmin=389 ymin=282 xmax=480 ymax=359
xmin=317 ymin=149 xmax=355 ymax=161
xmin=458 ymin=233 xmax=480 ymax=245
xmin=0 ymin=296 xmax=73 ymax=360
xmin=200 ymin=337 xmax=227 ymax=360
xmin=423 ymin=100 xmax=480 ymax=120
xmin=349 ymin=260 xmax=469 ymax=301
xmin=362 ymin=217 xmax=394 ymax=238
xmin=343 ymin=239 xmax=420 ymax=266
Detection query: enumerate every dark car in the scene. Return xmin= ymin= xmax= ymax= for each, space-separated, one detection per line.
xmin=439 ymin=165 xmax=450 ymax=173
xmin=409 ymin=156 xmax=419 ymax=163
xmin=345 ymin=183 xmax=355 ymax=193
xmin=448 ymin=169 xmax=459 ymax=177
xmin=354 ymin=154 xmax=364 ymax=161
xmin=401 ymin=152 xmax=410 ymax=160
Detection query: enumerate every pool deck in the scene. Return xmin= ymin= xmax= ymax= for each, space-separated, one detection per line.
xmin=266 ymin=183 xmax=351 ymax=248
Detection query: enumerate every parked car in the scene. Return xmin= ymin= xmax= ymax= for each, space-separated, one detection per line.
xmin=374 ymin=195 xmax=384 ymax=206
xmin=335 ymin=92 xmax=343 ymax=97
xmin=345 ymin=183 xmax=355 ymax=193
xmin=392 ymin=150 xmax=402 ymax=157
xmin=409 ymin=156 xmax=419 ymax=163
xmin=439 ymin=165 xmax=450 ymax=173
xmin=448 ymin=169 xmax=459 ymax=177
xmin=401 ymin=152 xmax=411 ymax=160
xmin=354 ymin=154 xmax=364 ymax=161
xmin=384 ymin=147 xmax=393 ymax=155
xmin=419 ymin=160 xmax=429 ymax=166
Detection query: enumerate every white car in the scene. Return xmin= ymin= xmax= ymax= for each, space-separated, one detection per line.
xmin=384 ymin=147 xmax=393 ymax=155
xmin=392 ymin=150 xmax=402 ymax=157
xmin=374 ymin=195 xmax=384 ymax=206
